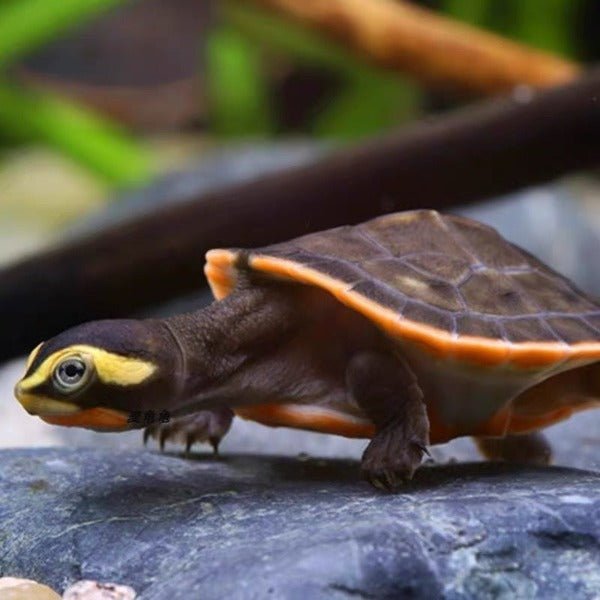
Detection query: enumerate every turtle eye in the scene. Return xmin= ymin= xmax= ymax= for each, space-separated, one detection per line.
xmin=53 ymin=357 xmax=91 ymax=393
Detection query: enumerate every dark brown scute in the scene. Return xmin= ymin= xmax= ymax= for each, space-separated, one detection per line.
xmin=402 ymin=301 xmax=455 ymax=333
xmin=362 ymin=211 xmax=471 ymax=260
xmin=255 ymin=210 xmax=600 ymax=345
xmin=501 ymin=318 xmax=560 ymax=343
xmin=361 ymin=259 xmax=463 ymax=312
xmin=296 ymin=257 xmax=364 ymax=287
xmin=446 ymin=216 xmax=531 ymax=269
xmin=349 ymin=280 xmax=407 ymax=314
xmin=509 ymin=271 xmax=597 ymax=313
xmin=459 ymin=271 xmax=539 ymax=316
xmin=403 ymin=253 xmax=471 ymax=285
xmin=292 ymin=227 xmax=382 ymax=262
xmin=582 ymin=314 xmax=600 ymax=333
xmin=455 ymin=315 xmax=503 ymax=339
xmin=543 ymin=317 xmax=600 ymax=344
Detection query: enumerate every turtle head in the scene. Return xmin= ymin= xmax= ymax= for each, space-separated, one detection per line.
xmin=14 ymin=319 xmax=182 ymax=431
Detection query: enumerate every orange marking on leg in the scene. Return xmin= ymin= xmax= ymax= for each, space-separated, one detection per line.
xmin=235 ymin=404 xmax=375 ymax=438
xmin=236 ymin=403 xmax=464 ymax=445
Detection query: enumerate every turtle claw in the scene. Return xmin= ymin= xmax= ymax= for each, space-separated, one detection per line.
xmin=143 ymin=427 xmax=152 ymax=446
xmin=209 ymin=436 xmax=220 ymax=456
xmin=143 ymin=408 xmax=234 ymax=457
xmin=142 ymin=422 xmax=168 ymax=451
xmin=159 ymin=427 xmax=169 ymax=452
xmin=414 ymin=441 xmax=432 ymax=459
xmin=361 ymin=420 xmax=428 ymax=492
xmin=368 ymin=475 xmax=389 ymax=492
xmin=185 ymin=435 xmax=193 ymax=457
xmin=363 ymin=467 xmax=409 ymax=493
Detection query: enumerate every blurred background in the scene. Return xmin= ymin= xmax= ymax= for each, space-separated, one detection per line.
xmin=1 ymin=0 xmax=599 ymax=261
xmin=0 ymin=0 xmax=599 ymax=467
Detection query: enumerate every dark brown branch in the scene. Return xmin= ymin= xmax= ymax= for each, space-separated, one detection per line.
xmin=2 ymin=69 xmax=600 ymax=361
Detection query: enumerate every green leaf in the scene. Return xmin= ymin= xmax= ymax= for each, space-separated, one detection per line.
xmin=223 ymin=0 xmax=420 ymax=139
xmin=223 ymin=0 xmax=360 ymax=75
xmin=0 ymin=82 xmax=153 ymax=187
xmin=441 ymin=0 xmax=491 ymax=26
xmin=512 ymin=0 xmax=581 ymax=57
xmin=206 ymin=28 xmax=273 ymax=137
xmin=0 ymin=0 xmax=125 ymax=67
xmin=314 ymin=74 xmax=419 ymax=140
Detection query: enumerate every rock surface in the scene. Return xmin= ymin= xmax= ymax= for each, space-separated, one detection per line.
xmin=1 ymin=448 xmax=599 ymax=600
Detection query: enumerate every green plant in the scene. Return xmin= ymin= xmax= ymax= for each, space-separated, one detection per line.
xmin=207 ymin=1 xmax=420 ymax=140
xmin=0 ymin=0 xmax=152 ymax=188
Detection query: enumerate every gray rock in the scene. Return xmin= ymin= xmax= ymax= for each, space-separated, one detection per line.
xmin=1 ymin=448 xmax=599 ymax=600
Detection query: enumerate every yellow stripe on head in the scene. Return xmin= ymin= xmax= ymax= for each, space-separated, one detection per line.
xmin=19 ymin=344 xmax=157 ymax=392
xmin=90 ymin=346 xmax=158 ymax=385
xmin=25 ymin=342 xmax=44 ymax=371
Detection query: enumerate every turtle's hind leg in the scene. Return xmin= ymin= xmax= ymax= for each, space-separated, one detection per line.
xmin=474 ymin=432 xmax=552 ymax=466
xmin=144 ymin=407 xmax=234 ymax=455
xmin=347 ymin=352 xmax=429 ymax=492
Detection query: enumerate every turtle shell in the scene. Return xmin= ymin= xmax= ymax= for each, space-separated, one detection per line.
xmin=206 ymin=210 xmax=600 ymax=367
xmin=205 ymin=210 xmax=600 ymax=441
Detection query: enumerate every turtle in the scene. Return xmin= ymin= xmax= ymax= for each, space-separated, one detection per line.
xmin=14 ymin=210 xmax=600 ymax=491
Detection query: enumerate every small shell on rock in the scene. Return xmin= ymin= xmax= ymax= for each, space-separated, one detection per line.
xmin=0 ymin=577 xmax=61 ymax=600
xmin=62 ymin=581 xmax=136 ymax=600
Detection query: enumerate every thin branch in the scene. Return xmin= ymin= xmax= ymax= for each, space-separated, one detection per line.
xmin=246 ymin=0 xmax=579 ymax=94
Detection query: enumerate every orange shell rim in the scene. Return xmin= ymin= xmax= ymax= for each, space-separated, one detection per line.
xmin=204 ymin=249 xmax=600 ymax=369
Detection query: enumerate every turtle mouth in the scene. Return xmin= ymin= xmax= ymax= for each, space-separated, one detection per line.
xmin=15 ymin=386 xmax=129 ymax=431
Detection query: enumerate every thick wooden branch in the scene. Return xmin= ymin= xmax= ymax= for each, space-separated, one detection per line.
xmin=248 ymin=0 xmax=579 ymax=94
xmin=1 ymin=69 xmax=600 ymax=361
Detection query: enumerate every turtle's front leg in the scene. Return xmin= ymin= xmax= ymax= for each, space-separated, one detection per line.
xmin=144 ymin=407 xmax=234 ymax=455
xmin=347 ymin=352 xmax=429 ymax=492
